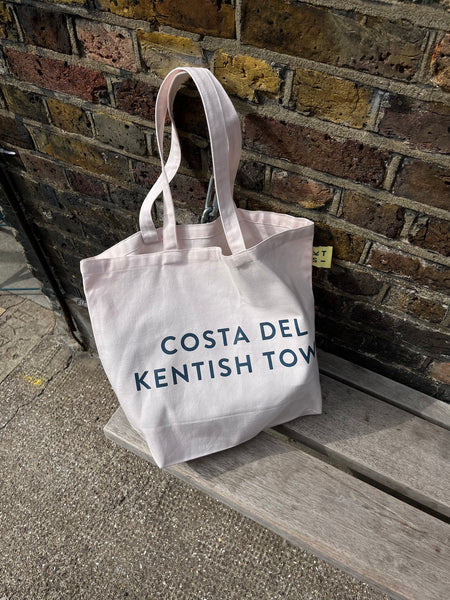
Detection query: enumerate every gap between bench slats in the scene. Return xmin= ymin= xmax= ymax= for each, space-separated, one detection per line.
xmin=278 ymin=375 xmax=450 ymax=519
xmin=104 ymin=407 xmax=450 ymax=600
xmin=318 ymin=350 xmax=450 ymax=430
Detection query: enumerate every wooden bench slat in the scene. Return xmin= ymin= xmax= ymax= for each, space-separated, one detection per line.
xmin=104 ymin=407 xmax=450 ymax=600
xmin=318 ymin=350 xmax=450 ymax=430
xmin=279 ymin=375 xmax=450 ymax=518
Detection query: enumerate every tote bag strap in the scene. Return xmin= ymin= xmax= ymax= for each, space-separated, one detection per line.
xmin=139 ymin=67 xmax=246 ymax=254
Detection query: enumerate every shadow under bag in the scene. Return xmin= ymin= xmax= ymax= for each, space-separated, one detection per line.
xmin=80 ymin=67 xmax=322 ymax=468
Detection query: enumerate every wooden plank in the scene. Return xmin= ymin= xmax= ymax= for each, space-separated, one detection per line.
xmin=104 ymin=407 xmax=450 ymax=600
xmin=279 ymin=375 xmax=450 ymax=518
xmin=318 ymin=350 xmax=450 ymax=430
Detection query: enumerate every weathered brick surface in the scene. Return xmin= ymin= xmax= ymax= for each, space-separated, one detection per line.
xmin=154 ymin=0 xmax=235 ymax=38
xmin=32 ymin=128 xmax=131 ymax=180
xmin=66 ymin=170 xmax=109 ymax=199
xmin=244 ymin=114 xmax=389 ymax=187
xmin=5 ymin=49 xmax=108 ymax=103
xmin=76 ymin=20 xmax=137 ymax=72
xmin=214 ymin=51 xmax=280 ymax=102
xmin=97 ymin=0 xmax=236 ymax=38
xmin=314 ymin=223 xmax=366 ymax=262
xmin=242 ymin=0 xmax=425 ymax=80
xmin=2 ymin=85 xmax=48 ymax=122
xmin=379 ymin=95 xmax=450 ymax=154
xmin=326 ymin=265 xmax=382 ymax=297
xmin=431 ymin=33 xmax=450 ymax=93
xmin=0 ymin=114 xmax=34 ymax=149
xmin=393 ymin=159 xmax=450 ymax=211
xmin=341 ymin=192 xmax=405 ymax=239
xmin=271 ymin=169 xmax=333 ymax=210
xmin=293 ymin=69 xmax=372 ymax=129
xmin=368 ymin=245 xmax=450 ymax=293
xmin=430 ymin=362 xmax=450 ymax=385
xmin=20 ymin=152 xmax=71 ymax=190
xmin=115 ymin=79 xmax=158 ymax=121
xmin=408 ymin=216 xmax=450 ymax=257
xmin=385 ymin=288 xmax=446 ymax=324
xmin=47 ymin=98 xmax=93 ymax=136
xmin=2 ymin=0 xmax=448 ymax=397
xmin=0 ymin=2 xmax=19 ymax=40
xmin=93 ymin=112 xmax=148 ymax=156
xmin=17 ymin=5 xmax=71 ymax=54
xmin=138 ymin=30 xmax=205 ymax=77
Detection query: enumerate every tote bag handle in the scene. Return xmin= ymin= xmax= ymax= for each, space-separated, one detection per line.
xmin=139 ymin=68 xmax=246 ymax=254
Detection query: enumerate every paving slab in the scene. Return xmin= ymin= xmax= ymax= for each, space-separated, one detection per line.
xmin=0 ymin=295 xmax=391 ymax=600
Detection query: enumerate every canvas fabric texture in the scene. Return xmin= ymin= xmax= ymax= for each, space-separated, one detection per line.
xmin=81 ymin=67 xmax=322 ymax=468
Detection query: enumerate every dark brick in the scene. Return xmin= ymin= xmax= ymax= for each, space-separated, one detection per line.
xmin=93 ymin=113 xmax=148 ymax=156
xmin=5 ymin=48 xmax=108 ymax=103
xmin=108 ymin=184 xmax=142 ymax=211
xmin=408 ymin=216 xmax=450 ymax=257
xmin=385 ymin=288 xmax=446 ymax=324
xmin=66 ymin=170 xmax=109 ymax=200
xmin=351 ymin=303 xmax=450 ymax=356
xmin=173 ymin=92 xmax=208 ymax=138
xmin=327 ymin=266 xmax=382 ymax=297
xmin=31 ymin=128 xmax=131 ymax=181
xmin=271 ymin=169 xmax=333 ymax=210
xmin=393 ymin=159 xmax=450 ymax=211
xmin=244 ymin=114 xmax=389 ymax=188
xmin=0 ymin=114 xmax=33 ymax=149
xmin=0 ymin=1 xmax=19 ymax=40
xmin=154 ymin=0 xmax=235 ymax=38
xmin=342 ymin=192 xmax=405 ymax=239
xmin=20 ymin=152 xmax=71 ymax=190
xmin=134 ymin=160 xmax=207 ymax=211
xmin=115 ymin=79 xmax=158 ymax=121
xmin=2 ymin=85 xmax=48 ymax=122
xmin=314 ymin=223 xmax=365 ymax=262
xmin=242 ymin=0 xmax=425 ymax=81
xmin=368 ymin=245 xmax=450 ymax=293
xmin=379 ymin=95 xmax=450 ymax=154
xmin=17 ymin=5 xmax=72 ymax=54
xmin=236 ymin=161 xmax=265 ymax=193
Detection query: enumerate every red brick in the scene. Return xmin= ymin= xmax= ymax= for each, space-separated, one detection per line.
xmin=5 ymin=48 xmax=108 ymax=103
xmin=76 ymin=19 xmax=137 ymax=72
xmin=431 ymin=33 xmax=450 ymax=93
xmin=342 ymin=192 xmax=405 ymax=239
xmin=0 ymin=114 xmax=33 ymax=149
xmin=115 ymin=79 xmax=158 ymax=121
xmin=66 ymin=170 xmax=109 ymax=199
xmin=368 ymin=245 xmax=450 ymax=293
xmin=17 ymin=5 xmax=71 ymax=54
xmin=20 ymin=152 xmax=71 ymax=190
xmin=271 ymin=169 xmax=333 ymax=210
xmin=393 ymin=159 xmax=450 ymax=211
xmin=385 ymin=288 xmax=446 ymax=324
xmin=242 ymin=0 xmax=425 ymax=80
xmin=408 ymin=217 xmax=450 ymax=257
xmin=379 ymin=95 xmax=450 ymax=154
xmin=244 ymin=114 xmax=388 ymax=187
xmin=155 ymin=0 xmax=235 ymax=38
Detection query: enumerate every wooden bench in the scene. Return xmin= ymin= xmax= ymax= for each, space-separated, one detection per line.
xmin=104 ymin=350 xmax=450 ymax=600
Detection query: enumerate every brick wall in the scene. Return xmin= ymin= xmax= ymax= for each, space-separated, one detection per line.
xmin=0 ymin=0 xmax=449 ymax=399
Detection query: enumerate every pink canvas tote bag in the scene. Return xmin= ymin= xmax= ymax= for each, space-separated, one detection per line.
xmin=81 ymin=67 xmax=322 ymax=468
